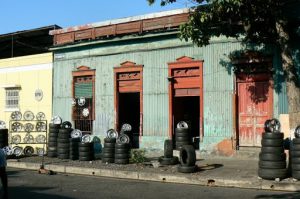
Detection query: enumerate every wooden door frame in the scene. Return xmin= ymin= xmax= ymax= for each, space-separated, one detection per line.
xmin=114 ymin=61 xmax=143 ymax=136
xmin=235 ymin=73 xmax=273 ymax=147
xmin=167 ymin=56 xmax=204 ymax=140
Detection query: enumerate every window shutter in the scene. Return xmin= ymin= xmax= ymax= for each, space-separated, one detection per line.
xmin=74 ymin=82 xmax=93 ymax=98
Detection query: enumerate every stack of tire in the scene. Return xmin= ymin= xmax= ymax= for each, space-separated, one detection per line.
xmin=159 ymin=139 xmax=179 ymax=165
xmin=291 ymin=126 xmax=300 ymax=180
xmin=258 ymin=119 xmax=287 ymax=180
xmin=79 ymin=141 xmax=94 ymax=161
xmin=57 ymin=122 xmax=72 ymax=159
xmin=115 ymin=143 xmax=130 ymax=164
xmin=102 ymin=138 xmax=116 ymax=163
xmin=69 ymin=138 xmax=80 ymax=160
xmin=0 ymin=129 xmax=8 ymax=148
xmin=178 ymin=145 xmax=197 ymax=173
xmin=175 ymin=121 xmax=191 ymax=150
xmin=47 ymin=123 xmax=60 ymax=157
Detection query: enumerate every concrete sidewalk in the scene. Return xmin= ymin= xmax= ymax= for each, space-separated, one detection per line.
xmin=6 ymin=155 xmax=300 ymax=192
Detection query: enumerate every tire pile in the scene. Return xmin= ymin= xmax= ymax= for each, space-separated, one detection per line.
xmin=159 ymin=139 xmax=179 ymax=165
xmin=102 ymin=138 xmax=116 ymax=163
xmin=0 ymin=129 xmax=8 ymax=148
xmin=175 ymin=121 xmax=191 ymax=150
xmin=178 ymin=145 xmax=197 ymax=173
xmin=79 ymin=142 xmax=94 ymax=161
xmin=115 ymin=143 xmax=130 ymax=164
xmin=69 ymin=138 xmax=80 ymax=160
xmin=47 ymin=123 xmax=60 ymax=157
xmin=258 ymin=119 xmax=287 ymax=180
xmin=57 ymin=127 xmax=72 ymax=159
xmin=291 ymin=126 xmax=300 ymax=180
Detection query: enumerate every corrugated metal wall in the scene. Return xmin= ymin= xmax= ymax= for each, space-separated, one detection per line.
xmin=52 ymin=33 xmax=285 ymax=149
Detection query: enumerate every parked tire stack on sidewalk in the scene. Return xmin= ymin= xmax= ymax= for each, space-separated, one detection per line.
xmin=114 ymin=142 xmax=130 ymax=164
xmin=159 ymin=139 xmax=179 ymax=165
xmin=175 ymin=121 xmax=191 ymax=150
xmin=79 ymin=138 xmax=94 ymax=161
xmin=47 ymin=123 xmax=60 ymax=157
xmin=178 ymin=145 xmax=197 ymax=173
xmin=102 ymin=136 xmax=116 ymax=164
xmin=57 ymin=121 xmax=72 ymax=159
xmin=69 ymin=137 xmax=80 ymax=160
xmin=0 ymin=121 xmax=8 ymax=148
xmin=291 ymin=126 xmax=300 ymax=180
xmin=258 ymin=119 xmax=287 ymax=180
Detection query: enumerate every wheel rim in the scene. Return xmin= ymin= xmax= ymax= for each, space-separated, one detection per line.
xmin=106 ymin=129 xmax=118 ymax=138
xmin=36 ymin=112 xmax=45 ymax=121
xmin=11 ymin=111 xmax=22 ymax=121
xmin=0 ymin=120 xmax=6 ymax=129
xmin=177 ymin=121 xmax=188 ymax=129
xmin=23 ymin=111 xmax=34 ymax=121
xmin=71 ymin=129 xmax=82 ymax=138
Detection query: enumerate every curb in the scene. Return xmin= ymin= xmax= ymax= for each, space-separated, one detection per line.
xmin=7 ymin=161 xmax=300 ymax=192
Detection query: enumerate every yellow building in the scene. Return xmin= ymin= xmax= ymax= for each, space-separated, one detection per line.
xmin=0 ymin=25 xmax=60 ymax=155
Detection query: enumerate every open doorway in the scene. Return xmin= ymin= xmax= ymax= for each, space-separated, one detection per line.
xmin=173 ymin=96 xmax=200 ymax=149
xmin=119 ymin=92 xmax=140 ymax=148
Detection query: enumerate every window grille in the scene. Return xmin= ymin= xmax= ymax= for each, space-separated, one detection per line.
xmin=5 ymin=89 xmax=19 ymax=109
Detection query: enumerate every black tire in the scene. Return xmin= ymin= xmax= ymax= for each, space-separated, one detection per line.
xmin=104 ymin=138 xmax=116 ymax=143
xmin=177 ymin=165 xmax=197 ymax=173
xmin=79 ymin=151 xmax=93 ymax=157
xmin=57 ymin=142 xmax=70 ymax=148
xmin=70 ymin=138 xmax=81 ymax=143
xmin=58 ymin=133 xmax=70 ymax=139
xmin=115 ymin=153 xmax=129 ymax=159
xmin=79 ymin=142 xmax=93 ymax=147
xmin=49 ymin=123 xmax=61 ymax=129
xmin=48 ymin=141 xmax=57 ymax=147
xmin=104 ymin=143 xmax=115 ymax=148
xmin=292 ymin=170 xmax=300 ymax=179
xmin=48 ymin=146 xmax=57 ymax=151
xmin=292 ymin=157 xmax=300 ymax=164
xmin=102 ymin=157 xmax=114 ymax=163
xmin=115 ymin=148 xmax=129 ymax=154
xmin=114 ymin=158 xmax=129 ymax=164
xmin=262 ymin=132 xmax=284 ymax=139
xmin=261 ymin=146 xmax=284 ymax=153
xmin=58 ymin=154 xmax=69 ymax=159
xmin=261 ymin=139 xmax=283 ymax=147
xmin=176 ymin=141 xmax=190 ymax=147
xmin=175 ymin=128 xmax=189 ymax=135
xmin=102 ymin=152 xmax=114 ymax=158
xmin=103 ymin=148 xmax=115 ymax=153
xmin=47 ymin=151 xmax=57 ymax=157
xmin=258 ymin=168 xmax=287 ymax=180
xmin=79 ymin=156 xmax=93 ymax=161
xmin=164 ymin=139 xmax=173 ymax=158
xmin=259 ymin=160 xmax=286 ymax=169
xmin=48 ymin=132 xmax=58 ymax=138
xmin=59 ymin=128 xmax=72 ymax=133
xmin=159 ymin=156 xmax=179 ymax=165
xmin=291 ymin=164 xmax=300 ymax=171
xmin=291 ymin=144 xmax=300 ymax=151
xmin=58 ymin=148 xmax=69 ymax=153
xmin=70 ymin=156 xmax=79 ymax=160
xmin=293 ymin=138 xmax=300 ymax=144
xmin=291 ymin=150 xmax=300 ymax=157
xmin=175 ymin=136 xmax=191 ymax=142
xmin=115 ymin=143 xmax=129 ymax=149
xmin=49 ymin=129 xmax=59 ymax=134
xmin=259 ymin=152 xmax=286 ymax=162
xmin=180 ymin=145 xmax=196 ymax=166
xmin=57 ymin=138 xmax=69 ymax=143
xmin=79 ymin=146 xmax=93 ymax=152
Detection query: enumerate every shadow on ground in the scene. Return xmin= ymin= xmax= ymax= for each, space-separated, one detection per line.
xmin=255 ymin=191 xmax=300 ymax=199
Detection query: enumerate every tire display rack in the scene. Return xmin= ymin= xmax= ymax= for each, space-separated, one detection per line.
xmin=9 ymin=120 xmax=47 ymax=156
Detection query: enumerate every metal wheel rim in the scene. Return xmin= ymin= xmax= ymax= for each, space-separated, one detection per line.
xmin=36 ymin=148 xmax=45 ymax=156
xmin=106 ymin=129 xmax=118 ymax=139
xmin=11 ymin=135 xmax=21 ymax=144
xmin=36 ymin=122 xmax=46 ymax=131
xmin=3 ymin=146 xmax=13 ymax=156
xmin=10 ymin=111 xmax=22 ymax=121
xmin=24 ymin=123 xmax=34 ymax=132
xmin=35 ymin=135 xmax=46 ymax=143
xmin=23 ymin=133 xmax=34 ymax=143
xmin=82 ymin=108 xmax=89 ymax=117
xmin=23 ymin=111 xmax=34 ymax=121
xmin=120 ymin=123 xmax=132 ymax=134
xmin=13 ymin=146 xmax=23 ymax=156
xmin=71 ymin=129 xmax=82 ymax=138
xmin=36 ymin=112 xmax=45 ymax=121
xmin=71 ymin=98 xmax=76 ymax=106
xmin=295 ymin=125 xmax=300 ymax=138
xmin=0 ymin=120 xmax=6 ymax=129
xmin=78 ymin=97 xmax=86 ymax=106
xmin=12 ymin=122 xmax=23 ymax=132
xmin=61 ymin=121 xmax=72 ymax=129
xmin=81 ymin=135 xmax=92 ymax=143
xmin=117 ymin=134 xmax=130 ymax=144
xmin=51 ymin=115 xmax=62 ymax=125
xmin=177 ymin=121 xmax=189 ymax=129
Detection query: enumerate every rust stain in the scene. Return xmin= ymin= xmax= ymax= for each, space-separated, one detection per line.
xmin=216 ymin=139 xmax=234 ymax=156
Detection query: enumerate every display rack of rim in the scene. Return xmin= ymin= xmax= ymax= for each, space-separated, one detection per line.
xmin=9 ymin=111 xmax=47 ymax=157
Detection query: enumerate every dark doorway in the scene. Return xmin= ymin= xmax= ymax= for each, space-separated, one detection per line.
xmin=173 ymin=96 xmax=200 ymax=149
xmin=119 ymin=92 xmax=140 ymax=148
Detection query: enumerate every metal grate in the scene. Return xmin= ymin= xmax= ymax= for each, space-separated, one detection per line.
xmin=73 ymin=97 xmax=93 ymax=134
xmin=5 ymin=89 xmax=19 ymax=109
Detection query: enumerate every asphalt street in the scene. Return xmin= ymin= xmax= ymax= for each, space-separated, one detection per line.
xmin=2 ymin=168 xmax=300 ymax=199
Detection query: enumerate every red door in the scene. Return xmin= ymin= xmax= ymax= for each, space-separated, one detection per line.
xmin=237 ymin=75 xmax=273 ymax=146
